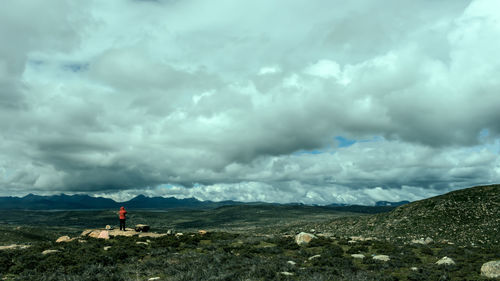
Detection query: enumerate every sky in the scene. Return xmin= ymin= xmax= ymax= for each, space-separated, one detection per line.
xmin=0 ymin=0 xmax=499 ymax=205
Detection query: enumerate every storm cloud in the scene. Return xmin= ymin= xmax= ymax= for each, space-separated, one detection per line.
xmin=0 ymin=0 xmax=499 ymax=204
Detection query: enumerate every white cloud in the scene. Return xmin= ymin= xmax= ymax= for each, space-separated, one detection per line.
xmin=0 ymin=0 xmax=499 ymax=204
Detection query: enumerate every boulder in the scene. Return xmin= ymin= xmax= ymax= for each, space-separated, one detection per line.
xmin=105 ymin=225 xmax=113 ymax=230
xmin=148 ymin=278 xmax=161 ymax=281
xmin=436 ymin=256 xmax=455 ymax=266
xmin=287 ymin=260 xmax=296 ymax=266
xmin=104 ymin=246 xmax=112 ymax=251
xmin=373 ymin=255 xmax=390 ymax=262
xmin=135 ymin=224 xmax=150 ymax=232
xmin=198 ymin=230 xmax=207 ymax=235
xmin=481 ymin=260 xmax=500 ymax=278
xmin=351 ymin=254 xmax=365 ymax=259
xmin=56 ymin=236 xmax=72 ymax=243
xmin=280 ymin=272 xmax=294 ymax=276
xmin=175 ymin=233 xmax=184 ymax=237
xmin=295 ymin=232 xmax=317 ymax=246
xmin=98 ymin=230 xmax=110 ymax=240
xmin=136 ymin=242 xmax=149 ymax=246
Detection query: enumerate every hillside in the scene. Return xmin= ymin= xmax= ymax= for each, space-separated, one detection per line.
xmin=311 ymin=184 xmax=500 ymax=246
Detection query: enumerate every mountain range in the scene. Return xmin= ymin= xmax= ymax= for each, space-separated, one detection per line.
xmin=0 ymin=193 xmax=408 ymax=210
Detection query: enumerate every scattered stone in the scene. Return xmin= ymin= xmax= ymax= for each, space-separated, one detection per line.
xmin=98 ymin=230 xmax=110 ymax=240
xmin=42 ymin=250 xmax=59 ymax=255
xmin=287 ymin=261 xmax=297 ymax=266
xmin=481 ymin=260 xmax=500 ymax=278
xmin=56 ymin=236 xmax=72 ymax=243
xmin=411 ymin=237 xmax=433 ymax=245
xmin=105 ymin=225 xmax=113 ymax=230
xmin=198 ymin=230 xmax=207 ymax=235
xmin=295 ymin=232 xmax=317 ymax=246
xmin=135 ymin=224 xmax=150 ymax=232
xmin=148 ymin=278 xmax=161 ymax=281
xmin=104 ymin=246 xmax=112 ymax=251
xmin=308 ymin=255 xmax=321 ymax=261
xmin=351 ymin=254 xmax=365 ymax=259
xmin=373 ymin=255 xmax=390 ymax=262
xmin=436 ymin=256 xmax=455 ymax=266
xmin=280 ymin=272 xmax=294 ymax=276
xmin=0 ymin=244 xmax=31 ymax=250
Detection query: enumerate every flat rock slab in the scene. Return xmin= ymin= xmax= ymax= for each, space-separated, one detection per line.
xmin=81 ymin=228 xmax=167 ymax=239
xmin=0 ymin=244 xmax=31 ymax=251
xmin=373 ymin=255 xmax=390 ymax=262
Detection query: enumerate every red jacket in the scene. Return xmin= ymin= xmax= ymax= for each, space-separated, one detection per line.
xmin=119 ymin=207 xmax=127 ymax=219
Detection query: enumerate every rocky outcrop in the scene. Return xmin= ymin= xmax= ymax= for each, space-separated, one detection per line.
xmin=436 ymin=256 xmax=455 ymax=265
xmin=295 ymin=232 xmax=316 ymax=245
xmin=481 ymin=261 xmax=500 ymax=278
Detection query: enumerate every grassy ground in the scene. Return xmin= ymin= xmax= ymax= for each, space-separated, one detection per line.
xmin=0 ymin=207 xmax=498 ymax=280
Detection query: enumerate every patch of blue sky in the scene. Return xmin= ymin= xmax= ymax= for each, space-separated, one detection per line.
xmin=335 ymin=136 xmax=356 ymax=148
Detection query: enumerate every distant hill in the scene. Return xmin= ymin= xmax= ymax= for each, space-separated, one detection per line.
xmin=314 ymin=184 xmax=500 ymax=246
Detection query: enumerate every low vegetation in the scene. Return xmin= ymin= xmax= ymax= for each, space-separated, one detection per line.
xmin=0 ymin=184 xmax=498 ymax=280
xmin=0 ymin=229 xmax=498 ymax=280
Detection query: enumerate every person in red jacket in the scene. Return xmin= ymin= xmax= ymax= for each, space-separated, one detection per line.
xmin=119 ymin=206 xmax=127 ymax=231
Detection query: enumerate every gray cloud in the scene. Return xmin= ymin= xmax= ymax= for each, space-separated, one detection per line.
xmin=0 ymin=0 xmax=499 ymax=203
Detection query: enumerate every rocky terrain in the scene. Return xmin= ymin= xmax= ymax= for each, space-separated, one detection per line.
xmin=304 ymin=184 xmax=500 ymax=246
xmin=0 ymin=184 xmax=499 ymax=280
